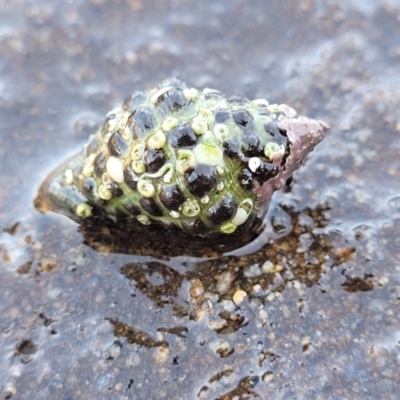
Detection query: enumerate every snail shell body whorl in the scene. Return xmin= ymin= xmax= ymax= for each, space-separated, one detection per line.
xmin=35 ymin=79 xmax=328 ymax=239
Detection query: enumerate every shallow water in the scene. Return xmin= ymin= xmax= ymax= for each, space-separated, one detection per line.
xmin=1 ymin=0 xmax=400 ymax=399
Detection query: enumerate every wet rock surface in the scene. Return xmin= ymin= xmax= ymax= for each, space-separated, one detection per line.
xmin=1 ymin=0 xmax=400 ymax=399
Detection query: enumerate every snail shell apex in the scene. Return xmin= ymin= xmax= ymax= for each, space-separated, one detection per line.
xmin=35 ymin=79 xmax=328 ymax=239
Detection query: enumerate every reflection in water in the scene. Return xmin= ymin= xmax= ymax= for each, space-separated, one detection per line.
xmin=114 ymin=203 xmax=355 ymax=311
xmin=98 ymin=202 xmax=355 ymax=395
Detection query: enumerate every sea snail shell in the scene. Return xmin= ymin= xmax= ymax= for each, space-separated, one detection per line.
xmin=35 ymin=79 xmax=328 ymax=239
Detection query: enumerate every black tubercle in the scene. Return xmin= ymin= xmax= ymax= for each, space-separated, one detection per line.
xmin=241 ymin=133 xmax=264 ymax=157
xmin=123 ymin=165 xmax=139 ymax=191
xmin=123 ymin=91 xmax=149 ymax=111
xmin=223 ymin=139 xmax=241 ymax=159
xmin=170 ymin=124 xmax=197 ymax=147
xmin=186 ymin=164 xmax=217 ymax=198
xmin=206 ymin=194 xmax=237 ymax=224
xmin=238 ymin=168 xmax=253 ymax=190
xmin=108 ymin=132 xmax=130 ymax=157
xmin=157 ymin=89 xmax=188 ymax=113
xmin=159 ymin=184 xmax=186 ymax=211
xmin=253 ymin=161 xmax=279 ymax=184
xmin=214 ymin=110 xmax=231 ymax=123
xmin=182 ymin=218 xmax=208 ymax=235
xmin=139 ymin=197 xmax=164 ymax=217
xmin=232 ymin=109 xmax=254 ymax=128
xmin=264 ymin=120 xmax=288 ymax=139
xmin=84 ymin=137 xmax=100 ymax=157
xmin=129 ymin=107 xmax=155 ymax=138
xmin=103 ymin=113 xmax=117 ymax=134
xmin=122 ymin=201 xmax=140 ymax=216
xmin=82 ymin=177 xmax=97 ymax=195
xmin=109 ymin=182 xmax=123 ymax=198
xmin=93 ymin=152 xmax=106 ymax=178
xmin=144 ymin=149 xmax=166 ymax=173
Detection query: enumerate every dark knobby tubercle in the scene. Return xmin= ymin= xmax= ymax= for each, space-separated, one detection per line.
xmin=34 ymin=79 xmax=328 ymax=239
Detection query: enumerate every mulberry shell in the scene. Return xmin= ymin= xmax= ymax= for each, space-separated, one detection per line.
xmin=35 ymin=79 xmax=328 ymax=238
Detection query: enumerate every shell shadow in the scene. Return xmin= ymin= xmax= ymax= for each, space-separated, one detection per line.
xmin=78 ymin=217 xmax=264 ymax=258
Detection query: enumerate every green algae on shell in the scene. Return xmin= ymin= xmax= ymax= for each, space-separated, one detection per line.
xmin=34 ymin=79 xmax=328 ymax=239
